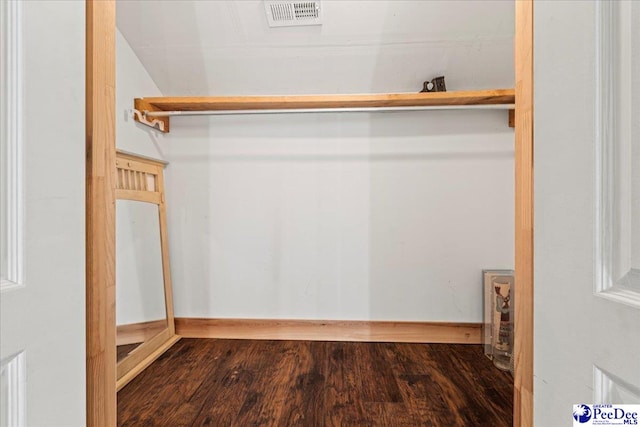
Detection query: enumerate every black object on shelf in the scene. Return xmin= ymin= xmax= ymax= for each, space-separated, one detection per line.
xmin=420 ymin=76 xmax=447 ymax=93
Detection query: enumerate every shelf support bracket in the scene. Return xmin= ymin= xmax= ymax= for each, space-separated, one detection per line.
xmin=133 ymin=98 xmax=170 ymax=133
xmin=132 ymin=109 xmax=166 ymax=132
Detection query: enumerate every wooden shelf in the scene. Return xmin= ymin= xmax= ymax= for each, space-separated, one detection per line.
xmin=134 ymin=89 xmax=515 ymax=133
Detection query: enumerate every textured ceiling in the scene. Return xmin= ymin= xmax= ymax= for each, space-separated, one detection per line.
xmin=116 ymin=0 xmax=515 ymax=96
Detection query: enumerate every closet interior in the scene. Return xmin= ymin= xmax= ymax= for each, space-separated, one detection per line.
xmin=85 ymin=0 xmax=533 ymax=425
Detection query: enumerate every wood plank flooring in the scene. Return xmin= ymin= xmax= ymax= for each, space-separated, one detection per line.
xmin=118 ymin=339 xmax=513 ymax=426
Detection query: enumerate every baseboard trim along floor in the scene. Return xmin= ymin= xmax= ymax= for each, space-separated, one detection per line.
xmin=174 ymin=318 xmax=481 ymax=344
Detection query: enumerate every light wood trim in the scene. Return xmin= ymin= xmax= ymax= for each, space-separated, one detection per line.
xmin=157 ymin=168 xmax=176 ymax=336
xmin=175 ymin=318 xmax=482 ymax=344
xmin=116 ymin=157 xmax=163 ymax=176
xmin=136 ymin=89 xmax=514 ymax=112
xmin=116 ymin=319 xmax=168 ymax=346
xmin=135 ymin=89 xmax=515 ymax=133
xmin=116 ymin=335 xmax=181 ymax=392
xmin=117 ymin=328 xmax=171 ymax=378
xmin=86 ymin=1 xmax=116 ymax=426
xmin=133 ymin=98 xmax=170 ymax=133
xmin=116 ymin=149 xmax=169 ymax=166
xmin=115 ymin=189 xmax=162 ymax=204
xmin=514 ymin=0 xmax=534 ymax=426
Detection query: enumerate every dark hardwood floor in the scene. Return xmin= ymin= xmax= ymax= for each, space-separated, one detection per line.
xmin=118 ymin=338 xmax=512 ymax=426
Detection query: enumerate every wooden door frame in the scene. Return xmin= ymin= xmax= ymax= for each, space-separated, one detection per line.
xmin=514 ymin=1 xmax=534 ymax=426
xmin=86 ymin=1 xmax=116 ymax=426
xmin=85 ymin=0 xmax=534 ymax=425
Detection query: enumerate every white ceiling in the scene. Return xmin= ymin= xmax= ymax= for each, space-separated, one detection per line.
xmin=116 ymin=0 xmax=515 ymax=96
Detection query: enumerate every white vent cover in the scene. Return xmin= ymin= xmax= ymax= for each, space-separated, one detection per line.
xmin=264 ymin=1 xmax=322 ymax=27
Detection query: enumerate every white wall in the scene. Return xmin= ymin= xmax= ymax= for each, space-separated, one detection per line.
xmin=115 ymin=3 xmax=516 ymax=323
xmin=116 ymin=200 xmax=167 ymax=325
xmin=117 ymin=0 xmax=514 ymax=96
xmin=115 ymin=28 xmax=171 ymax=325
xmin=166 ymin=110 xmax=514 ymax=322
xmin=116 ymin=28 xmax=168 ymax=159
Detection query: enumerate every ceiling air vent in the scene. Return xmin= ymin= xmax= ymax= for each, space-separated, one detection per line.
xmin=264 ymin=1 xmax=322 ymax=27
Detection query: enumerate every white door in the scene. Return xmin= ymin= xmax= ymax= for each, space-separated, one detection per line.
xmin=534 ymin=0 xmax=640 ymax=425
xmin=0 ymin=1 xmax=86 ymax=426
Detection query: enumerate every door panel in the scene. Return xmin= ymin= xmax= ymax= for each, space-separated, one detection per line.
xmin=596 ymin=0 xmax=640 ymax=308
xmin=0 ymin=1 xmax=86 ymax=426
xmin=534 ymin=1 xmax=640 ymax=425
